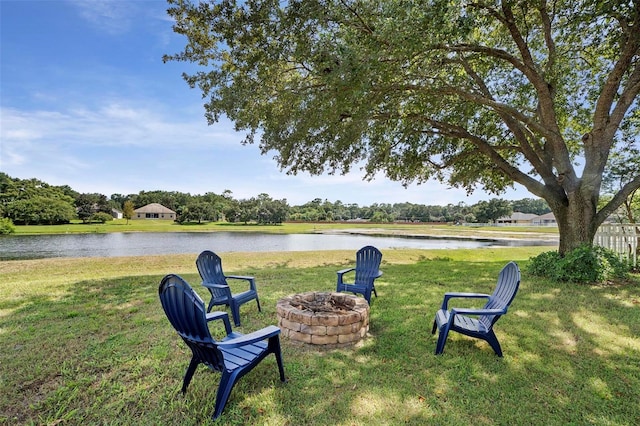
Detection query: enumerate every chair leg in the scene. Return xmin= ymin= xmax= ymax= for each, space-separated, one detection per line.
xmin=230 ymin=301 xmax=241 ymax=326
xmin=484 ymin=330 xmax=503 ymax=357
xmin=255 ymin=296 xmax=262 ymax=312
xmin=181 ymin=356 xmax=200 ymax=394
xmin=363 ymin=288 xmax=372 ymax=304
xmin=431 ymin=320 xmax=437 ymax=335
xmin=435 ymin=328 xmax=449 ymax=355
xmin=213 ymin=369 xmax=240 ymax=420
xmin=435 ymin=320 xmax=452 ymax=355
xmin=269 ymin=336 xmax=286 ymax=382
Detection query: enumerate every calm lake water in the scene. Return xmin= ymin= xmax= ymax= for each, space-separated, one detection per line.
xmin=0 ymin=232 xmax=554 ymax=260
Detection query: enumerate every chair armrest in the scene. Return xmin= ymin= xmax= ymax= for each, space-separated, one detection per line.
xmin=375 ymin=270 xmax=383 ymax=279
xmin=337 ymin=267 xmax=355 ymax=276
xmin=441 ymin=292 xmax=490 ymax=310
xmin=202 ymin=282 xmax=230 ymax=290
xmin=225 ymin=274 xmax=255 ymax=281
xmin=201 ymin=282 xmax=233 ymax=299
xmin=205 ymin=311 xmax=232 ymax=334
xmin=225 ymin=275 xmax=257 ymax=290
xmin=337 ymin=267 xmax=355 ymax=286
xmin=216 ymin=325 xmax=281 ymax=349
xmin=451 ymin=308 xmax=506 ymax=317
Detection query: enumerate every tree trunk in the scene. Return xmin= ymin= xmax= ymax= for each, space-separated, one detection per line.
xmin=552 ymin=191 xmax=599 ymax=255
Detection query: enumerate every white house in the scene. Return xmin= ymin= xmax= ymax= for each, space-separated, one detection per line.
xmin=133 ymin=203 xmax=176 ymax=220
xmin=496 ymin=212 xmax=539 ymax=224
xmin=530 ymin=212 xmax=557 ymax=225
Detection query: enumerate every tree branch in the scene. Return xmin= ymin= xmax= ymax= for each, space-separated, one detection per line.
xmin=456 ymin=55 xmax=554 ymax=183
xmin=338 ymin=0 xmax=375 ymax=35
xmin=597 ymin=174 xmax=640 ymax=225
xmin=607 ymin=60 xmax=640 ymax=137
xmin=437 ymin=85 xmax=555 ymax=139
xmin=594 ymin=5 xmax=640 ymax=132
xmin=409 ymin=115 xmax=548 ymax=197
xmin=537 ymin=1 xmax=556 ymax=77
xmin=499 ymin=2 xmax=572 ymax=180
xmin=444 ymin=44 xmax=531 ymax=78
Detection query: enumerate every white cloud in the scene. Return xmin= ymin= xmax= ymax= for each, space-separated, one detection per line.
xmin=68 ymin=0 xmax=135 ymax=35
xmin=0 ymin=102 xmax=242 ymax=153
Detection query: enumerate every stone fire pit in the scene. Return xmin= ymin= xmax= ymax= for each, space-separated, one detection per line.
xmin=276 ymin=292 xmax=369 ymax=348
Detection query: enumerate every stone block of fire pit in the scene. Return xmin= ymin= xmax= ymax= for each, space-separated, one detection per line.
xmin=276 ymin=292 xmax=370 ymax=348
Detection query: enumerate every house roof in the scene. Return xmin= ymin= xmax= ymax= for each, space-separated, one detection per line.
xmin=497 ymin=212 xmax=539 ymax=221
xmin=534 ymin=212 xmax=556 ymax=220
xmin=134 ymin=203 xmax=176 ymax=214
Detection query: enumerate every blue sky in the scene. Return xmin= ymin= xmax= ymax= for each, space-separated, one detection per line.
xmin=1 ymin=0 xmax=530 ymax=206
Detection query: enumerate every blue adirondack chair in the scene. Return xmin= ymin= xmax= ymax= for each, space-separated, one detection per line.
xmin=336 ymin=246 xmax=383 ymax=304
xmin=196 ymin=250 xmax=261 ymax=326
xmin=431 ymin=261 xmax=520 ymax=356
xmin=158 ymin=274 xmax=286 ymax=420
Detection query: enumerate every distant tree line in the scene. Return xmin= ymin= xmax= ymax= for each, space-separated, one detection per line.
xmin=0 ymin=172 xmax=553 ymax=226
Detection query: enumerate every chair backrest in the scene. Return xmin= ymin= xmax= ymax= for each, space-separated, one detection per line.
xmin=196 ymin=250 xmax=229 ymax=286
xmin=354 ymin=246 xmax=383 ymax=284
xmin=159 ymin=274 xmax=225 ymax=371
xmin=480 ymin=261 xmax=521 ymax=329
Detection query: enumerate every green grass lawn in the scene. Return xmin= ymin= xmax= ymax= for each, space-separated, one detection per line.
xmin=1 ymin=247 xmax=638 ymax=425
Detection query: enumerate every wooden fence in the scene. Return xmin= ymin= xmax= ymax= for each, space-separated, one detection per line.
xmin=594 ymin=223 xmax=639 ymax=267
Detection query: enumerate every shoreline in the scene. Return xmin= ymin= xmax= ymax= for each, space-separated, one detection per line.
xmin=318 ymin=227 xmax=559 ymax=244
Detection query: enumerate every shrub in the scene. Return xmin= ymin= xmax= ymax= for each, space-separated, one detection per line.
xmin=527 ymin=250 xmax=562 ymax=277
xmin=0 ymin=217 xmax=16 ymax=234
xmin=91 ymin=212 xmax=114 ymax=223
xmin=528 ymin=245 xmax=629 ymax=283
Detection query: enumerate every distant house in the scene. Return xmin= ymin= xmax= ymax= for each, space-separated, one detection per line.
xmin=133 ymin=203 xmax=176 ymax=220
xmin=496 ymin=212 xmax=539 ymax=224
xmin=531 ymin=212 xmax=557 ymax=225
xmin=112 ymin=209 xmax=123 ymax=219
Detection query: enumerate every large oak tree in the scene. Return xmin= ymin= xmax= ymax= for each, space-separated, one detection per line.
xmin=165 ymin=0 xmax=640 ymax=254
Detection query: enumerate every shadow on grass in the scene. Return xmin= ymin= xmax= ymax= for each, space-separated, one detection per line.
xmin=1 ymin=259 xmax=639 ymax=425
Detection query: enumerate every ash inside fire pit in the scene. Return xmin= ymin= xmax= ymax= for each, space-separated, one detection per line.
xmin=276 ymin=292 xmax=369 ymax=348
xmin=291 ymin=293 xmax=356 ymax=313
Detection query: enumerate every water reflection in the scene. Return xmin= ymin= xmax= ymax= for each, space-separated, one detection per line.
xmin=0 ymin=232 xmax=555 ymax=260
